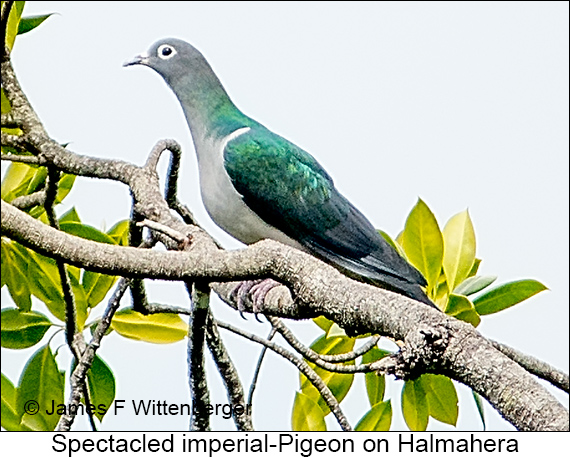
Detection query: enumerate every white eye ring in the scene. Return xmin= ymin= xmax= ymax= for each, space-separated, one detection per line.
xmin=157 ymin=44 xmax=177 ymax=60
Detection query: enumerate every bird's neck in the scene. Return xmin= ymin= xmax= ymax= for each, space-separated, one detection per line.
xmin=170 ymin=69 xmax=251 ymax=142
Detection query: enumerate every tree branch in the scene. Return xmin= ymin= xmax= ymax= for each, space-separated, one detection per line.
xmin=1 ymin=153 xmax=41 ymax=164
xmin=248 ymin=327 xmax=276 ymax=405
xmin=56 ymin=278 xmax=130 ymax=431
xmin=204 ymin=311 xmax=253 ymax=431
xmin=11 ymin=189 xmax=46 ymax=209
xmin=187 ymin=282 xmax=211 ymax=431
xmin=43 ymin=166 xmax=96 ymax=431
xmin=491 ymin=339 xmax=569 ymax=393
xmin=2 ymin=200 xmax=568 ymax=430
xmin=216 ymin=319 xmax=352 ymax=430
xmin=268 ymin=317 xmax=375 ymax=373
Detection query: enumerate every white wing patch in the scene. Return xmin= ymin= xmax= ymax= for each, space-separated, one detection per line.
xmin=222 ymin=126 xmax=251 ymax=147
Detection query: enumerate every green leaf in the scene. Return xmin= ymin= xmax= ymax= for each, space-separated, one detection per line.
xmin=23 ymin=250 xmax=88 ymax=328
xmin=28 ymin=173 xmax=76 ymax=218
xmin=326 ymin=323 xmax=347 ymax=338
xmin=83 ymin=355 xmax=115 ymax=422
xmin=402 ymin=377 xmax=429 ymax=431
xmin=362 ymin=346 xmax=391 ymax=406
xmin=395 ymin=230 xmax=404 ymax=247
xmin=444 ymin=294 xmax=481 ymax=326
xmin=423 ymin=374 xmax=458 ymax=426
xmin=19 ymin=411 xmax=51 ymax=431
xmin=82 ymin=271 xmax=117 ymax=308
xmin=433 ymin=273 xmax=450 ymax=308
xmin=355 ymin=400 xmax=392 ymax=431
xmin=1 ymin=240 xmax=32 ymax=311
xmin=17 ymin=344 xmax=64 ymax=431
xmin=1 ymin=308 xmax=52 ymax=349
xmin=68 ymin=268 xmax=89 ymax=330
xmin=444 ymin=293 xmax=473 ymax=316
xmin=58 ymin=207 xmax=81 ymax=224
xmin=27 ymin=173 xmax=72 ymax=216
xmin=1 ymin=87 xmax=12 ymax=114
xmin=472 ymin=390 xmax=486 ymax=430
xmin=1 ymin=162 xmax=38 ymax=202
xmin=312 ymin=316 xmax=334 ymax=333
xmin=1 ymin=373 xmax=21 ymax=431
xmin=25 ymin=166 xmax=47 ymax=195
xmin=17 ymin=13 xmax=53 ymax=34
xmin=2 ymin=168 xmax=74 ymax=219
xmin=454 ymin=275 xmax=497 ymax=296
xmin=107 ymin=220 xmax=130 ymax=246
xmin=4 ymin=1 xmax=25 ymax=50
xmin=59 ymin=221 xmax=116 ymax=245
xmin=454 ymin=308 xmax=481 ymax=327
xmin=111 ymin=309 xmax=188 ymax=344
xmin=442 ymin=210 xmax=476 ymax=291
xmin=291 ymin=391 xmax=326 ymax=431
xmin=300 ymin=335 xmax=355 ymax=415
xmin=401 ymin=199 xmax=444 ymax=291
xmin=25 ymin=251 xmax=65 ymax=321
xmin=54 ymin=173 xmax=75 ymax=205
xmin=88 ymin=319 xmax=113 ymax=338
xmin=473 ymin=279 xmax=548 ymax=315
xmin=468 ymin=258 xmax=482 ymax=278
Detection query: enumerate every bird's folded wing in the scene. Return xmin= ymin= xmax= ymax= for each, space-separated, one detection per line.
xmin=223 ymin=126 xmax=427 ymax=288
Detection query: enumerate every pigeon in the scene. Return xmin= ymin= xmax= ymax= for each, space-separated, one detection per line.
xmin=124 ymin=38 xmax=435 ymax=310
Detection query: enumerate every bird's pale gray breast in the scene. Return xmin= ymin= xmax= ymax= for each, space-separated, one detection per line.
xmin=195 ymin=127 xmax=304 ymax=249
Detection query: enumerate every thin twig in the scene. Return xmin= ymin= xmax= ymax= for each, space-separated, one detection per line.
xmin=143 ymin=303 xmax=191 ymax=315
xmin=11 ymin=189 xmax=46 ymax=209
xmin=491 ymin=339 xmax=569 ymax=393
xmin=126 ymin=234 xmax=159 ymax=314
xmin=128 ymin=212 xmax=149 ymax=314
xmin=216 ymin=319 xmax=353 ymax=431
xmin=138 ymin=299 xmax=253 ymax=430
xmin=188 ymin=281 xmax=211 ymax=431
xmin=248 ymin=327 xmax=276 ymax=405
xmin=318 ymin=335 xmax=382 ymax=363
xmin=122 ymin=297 xmax=253 ymax=430
xmin=205 ymin=311 xmax=253 ymax=431
xmin=125 ymin=298 xmax=253 ymax=430
xmin=269 ymin=317 xmax=374 ymax=373
xmin=137 ymin=219 xmax=188 ymax=245
xmin=142 ymin=138 xmax=197 ymax=223
xmin=152 ymin=139 xmax=198 ymax=225
xmin=163 ymin=140 xmax=182 ymax=206
xmin=56 ymin=278 xmax=129 ymax=431
xmin=44 ymin=168 xmax=78 ymax=349
xmin=44 ymin=167 xmax=97 ymax=430
xmin=1 ymin=152 xmax=40 ymax=164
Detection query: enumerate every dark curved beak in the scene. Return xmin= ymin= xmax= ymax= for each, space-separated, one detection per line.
xmin=123 ymin=53 xmax=149 ymax=67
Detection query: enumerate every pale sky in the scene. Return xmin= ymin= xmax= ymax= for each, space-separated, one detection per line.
xmin=1 ymin=1 xmax=568 ymax=431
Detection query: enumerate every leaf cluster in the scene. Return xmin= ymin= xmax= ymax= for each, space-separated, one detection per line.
xmin=289 ymin=199 xmax=546 ymax=431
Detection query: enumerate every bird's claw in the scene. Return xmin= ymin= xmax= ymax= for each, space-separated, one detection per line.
xmin=230 ymin=278 xmax=281 ymax=321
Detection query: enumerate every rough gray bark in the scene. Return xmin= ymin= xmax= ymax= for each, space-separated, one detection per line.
xmin=2 ymin=201 xmax=569 ymax=431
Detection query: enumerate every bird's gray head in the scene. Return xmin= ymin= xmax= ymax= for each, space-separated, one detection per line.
xmin=123 ymin=38 xmax=213 ymax=89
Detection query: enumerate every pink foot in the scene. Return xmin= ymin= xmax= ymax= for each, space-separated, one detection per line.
xmin=230 ymin=278 xmax=282 ymax=320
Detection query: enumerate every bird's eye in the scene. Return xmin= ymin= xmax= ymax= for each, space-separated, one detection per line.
xmin=157 ymin=44 xmax=177 ymax=60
